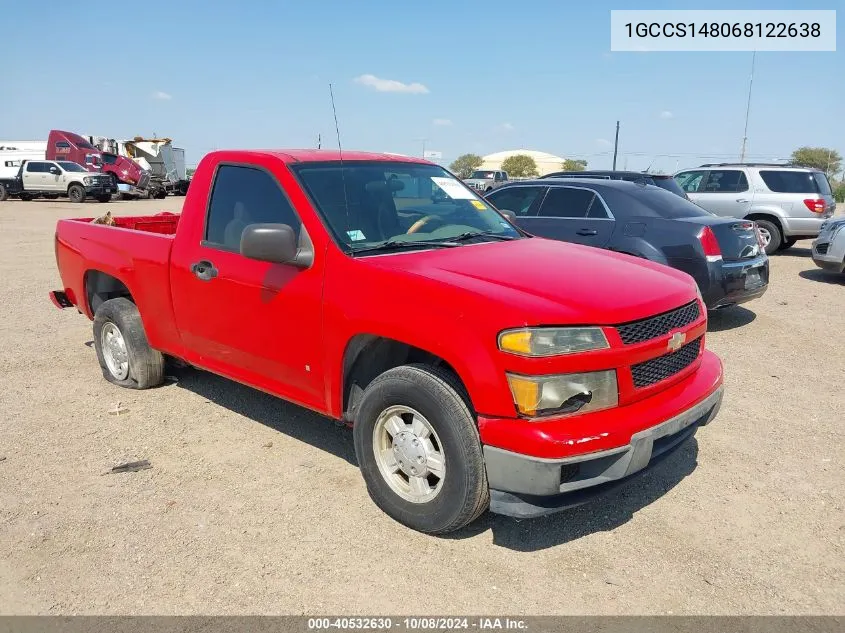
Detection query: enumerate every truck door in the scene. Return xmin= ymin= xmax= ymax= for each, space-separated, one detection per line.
xmin=520 ymin=185 xmax=615 ymax=248
xmin=169 ymin=162 xmax=326 ymax=410
xmin=46 ymin=162 xmax=64 ymax=191
xmin=22 ymin=161 xmax=48 ymax=190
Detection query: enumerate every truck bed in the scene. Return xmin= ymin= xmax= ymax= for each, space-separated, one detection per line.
xmin=68 ymin=211 xmax=180 ymax=235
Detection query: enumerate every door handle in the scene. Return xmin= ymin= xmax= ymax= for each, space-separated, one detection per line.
xmin=191 ymin=260 xmax=218 ymax=281
xmin=736 ymin=198 xmax=750 ymax=203
xmin=576 ymin=229 xmax=598 ymax=236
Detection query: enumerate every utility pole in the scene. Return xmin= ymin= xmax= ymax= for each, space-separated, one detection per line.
xmin=739 ymin=51 xmax=756 ymax=162
xmin=612 ymin=121 xmax=620 ymax=171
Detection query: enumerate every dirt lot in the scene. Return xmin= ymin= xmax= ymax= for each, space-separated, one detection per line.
xmin=0 ymin=197 xmax=843 ymax=615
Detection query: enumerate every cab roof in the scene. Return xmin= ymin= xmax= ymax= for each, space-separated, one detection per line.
xmin=209 ymin=149 xmax=431 ymax=164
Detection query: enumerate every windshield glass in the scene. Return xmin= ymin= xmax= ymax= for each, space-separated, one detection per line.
xmin=291 ymin=161 xmax=521 ymax=253
xmin=469 ymin=171 xmax=495 ymax=180
xmin=77 ymin=140 xmax=96 ymax=150
xmin=57 ymin=161 xmax=88 ymax=172
xmin=102 ymin=153 xmax=118 ymax=165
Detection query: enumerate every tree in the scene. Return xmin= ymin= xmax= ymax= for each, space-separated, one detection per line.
xmin=561 ymin=159 xmax=587 ymax=171
xmin=790 ymin=147 xmax=841 ymax=176
xmin=449 ymin=153 xmax=483 ymax=179
xmin=501 ymin=154 xmax=538 ymax=178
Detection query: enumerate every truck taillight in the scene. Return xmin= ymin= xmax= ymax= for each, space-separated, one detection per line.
xmin=803 ymin=198 xmax=826 ymax=213
xmin=698 ymin=226 xmax=722 ymax=261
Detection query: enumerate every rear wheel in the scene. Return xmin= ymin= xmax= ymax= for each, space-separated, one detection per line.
xmin=93 ymin=298 xmax=164 ymax=389
xmin=68 ymin=184 xmax=86 ymax=203
xmin=353 ymin=364 xmax=488 ymax=534
xmin=97 ymin=195 xmax=112 ymax=203
xmin=779 ymin=238 xmax=797 ymax=251
xmin=754 ymin=218 xmax=781 ymax=255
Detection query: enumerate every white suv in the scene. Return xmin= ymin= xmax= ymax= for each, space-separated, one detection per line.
xmin=674 ymin=163 xmax=836 ymax=255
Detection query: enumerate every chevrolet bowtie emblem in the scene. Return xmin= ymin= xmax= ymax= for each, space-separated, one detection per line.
xmin=667 ymin=331 xmax=686 ymax=352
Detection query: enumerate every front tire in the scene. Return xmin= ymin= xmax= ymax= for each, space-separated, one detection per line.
xmin=68 ymin=184 xmax=86 ymax=203
xmin=353 ymin=364 xmax=489 ymax=534
xmin=93 ymin=298 xmax=164 ymax=389
xmin=0 ymin=184 xmax=8 ymax=201
xmin=754 ymin=219 xmax=782 ymax=255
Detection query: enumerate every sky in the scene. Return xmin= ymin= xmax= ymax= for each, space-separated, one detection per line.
xmin=1 ymin=0 xmax=842 ymax=174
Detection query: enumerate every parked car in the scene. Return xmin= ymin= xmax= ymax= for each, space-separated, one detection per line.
xmin=674 ymin=163 xmax=836 ymax=255
xmin=0 ymin=159 xmax=114 ymax=203
xmin=543 ymin=170 xmax=689 ymax=199
xmin=462 ymin=169 xmax=509 ymax=192
xmin=811 ymin=217 xmax=845 ymax=274
xmin=485 ymin=178 xmax=768 ymax=310
xmin=50 ymin=149 xmax=724 ymax=534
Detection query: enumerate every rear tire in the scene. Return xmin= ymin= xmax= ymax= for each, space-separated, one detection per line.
xmin=779 ymin=238 xmax=797 ymax=251
xmin=93 ymin=298 xmax=165 ymax=390
xmin=97 ymin=195 xmax=111 ymax=203
xmin=68 ymin=184 xmax=86 ymax=203
xmin=754 ymin=218 xmax=782 ymax=255
xmin=353 ymin=363 xmax=488 ymax=534
xmin=0 ymin=184 xmax=8 ymax=201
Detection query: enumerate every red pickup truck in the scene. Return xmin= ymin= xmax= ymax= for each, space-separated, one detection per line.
xmin=51 ymin=149 xmax=724 ymax=534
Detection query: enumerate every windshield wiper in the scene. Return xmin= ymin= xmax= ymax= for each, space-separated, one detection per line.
xmin=350 ymin=239 xmax=461 ymax=256
xmin=451 ymin=231 xmax=518 ymax=242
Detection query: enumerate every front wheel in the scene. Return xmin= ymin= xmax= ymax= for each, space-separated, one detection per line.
xmin=68 ymin=184 xmax=86 ymax=203
xmin=353 ymin=364 xmax=489 ymax=534
xmin=93 ymin=298 xmax=164 ymax=389
xmin=0 ymin=184 xmax=8 ymax=201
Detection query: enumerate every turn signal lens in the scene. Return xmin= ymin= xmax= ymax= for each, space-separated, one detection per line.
xmin=506 ymin=370 xmax=619 ymax=419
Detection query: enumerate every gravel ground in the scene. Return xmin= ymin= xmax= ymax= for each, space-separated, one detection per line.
xmin=0 ymin=198 xmax=843 ymax=615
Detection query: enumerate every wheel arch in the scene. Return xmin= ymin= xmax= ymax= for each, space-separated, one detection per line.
xmin=340 ymin=334 xmax=472 ymax=423
xmin=84 ymin=269 xmax=134 ymax=316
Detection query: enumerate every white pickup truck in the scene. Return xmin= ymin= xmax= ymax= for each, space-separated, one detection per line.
xmin=462 ymin=169 xmax=510 ymax=192
xmin=0 ymin=159 xmax=114 ymax=203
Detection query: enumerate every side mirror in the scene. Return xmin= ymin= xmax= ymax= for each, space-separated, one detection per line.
xmin=499 ymin=209 xmax=517 ymax=222
xmin=240 ymin=223 xmax=313 ymax=268
xmin=49 ymin=166 xmax=59 ymax=174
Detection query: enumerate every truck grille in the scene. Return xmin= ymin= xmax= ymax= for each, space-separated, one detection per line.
xmin=617 ymin=301 xmax=701 ymax=345
xmin=631 ymin=337 xmax=701 ymax=388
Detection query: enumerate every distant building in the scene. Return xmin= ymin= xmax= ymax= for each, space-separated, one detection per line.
xmin=481 ymin=149 xmax=564 ymax=176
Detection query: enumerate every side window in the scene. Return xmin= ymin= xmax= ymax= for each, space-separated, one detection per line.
xmin=675 ymin=170 xmax=707 ymax=193
xmin=205 ymin=165 xmax=301 ymax=251
xmin=538 ymin=187 xmax=596 ymax=218
xmin=25 ymin=162 xmax=45 ymax=173
xmin=701 ymin=170 xmax=748 ymax=193
xmin=494 ymin=172 xmax=502 ymax=182
xmin=486 ymin=186 xmax=545 ymax=216
xmin=501 ymin=172 xmax=509 ymax=181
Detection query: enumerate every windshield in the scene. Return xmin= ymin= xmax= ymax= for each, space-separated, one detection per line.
xmin=469 ymin=171 xmax=495 ymax=180
xmin=102 ymin=153 xmax=118 ymax=165
xmin=290 ymin=161 xmax=521 ymax=253
xmin=57 ymin=161 xmax=88 ymax=172
xmin=649 ymin=175 xmax=688 ymax=198
xmin=77 ymin=140 xmax=96 ymax=150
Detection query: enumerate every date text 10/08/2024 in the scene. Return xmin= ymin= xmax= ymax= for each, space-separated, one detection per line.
xmin=307 ymin=618 xmax=528 ymax=630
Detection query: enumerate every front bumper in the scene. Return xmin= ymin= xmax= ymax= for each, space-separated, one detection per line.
xmin=480 ymin=349 xmax=723 ymax=518
xmin=84 ymin=183 xmax=114 ymax=196
xmin=812 ymin=236 xmax=845 ymax=273
xmin=705 ymin=255 xmax=769 ymax=309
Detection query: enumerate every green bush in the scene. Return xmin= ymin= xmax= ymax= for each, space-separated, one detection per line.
xmin=834 ymin=184 xmax=845 ymax=203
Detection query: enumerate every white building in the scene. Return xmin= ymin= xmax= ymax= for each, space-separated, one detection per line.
xmin=481 ymin=149 xmax=565 ymax=176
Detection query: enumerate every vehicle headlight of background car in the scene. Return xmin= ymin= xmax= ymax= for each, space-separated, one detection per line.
xmin=83 ymin=177 xmax=92 ymax=185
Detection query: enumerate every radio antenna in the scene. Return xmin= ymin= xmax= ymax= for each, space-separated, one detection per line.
xmin=329 ymin=83 xmax=351 ymax=238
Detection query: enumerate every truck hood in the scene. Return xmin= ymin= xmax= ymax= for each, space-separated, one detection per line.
xmin=365 ymin=237 xmax=698 ymax=325
xmin=463 ymin=179 xmax=492 ymax=186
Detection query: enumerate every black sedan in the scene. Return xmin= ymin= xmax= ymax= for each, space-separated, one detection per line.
xmin=485 ymin=178 xmax=769 ymax=310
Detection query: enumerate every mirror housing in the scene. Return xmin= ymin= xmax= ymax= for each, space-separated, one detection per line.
xmin=240 ymin=223 xmax=313 ymax=267
xmin=49 ymin=166 xmax=59 ymax=174
xmin=499 ymin=209 xmax=517 ymax=222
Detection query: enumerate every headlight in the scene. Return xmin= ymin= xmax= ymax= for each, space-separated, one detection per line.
xmin=506 ymin=370 xmax=618 ymax=418
xmin=498 ymin=327 xmax=609 ymax=357
xmin=83 ymin=177 xmax=92 ymax=185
